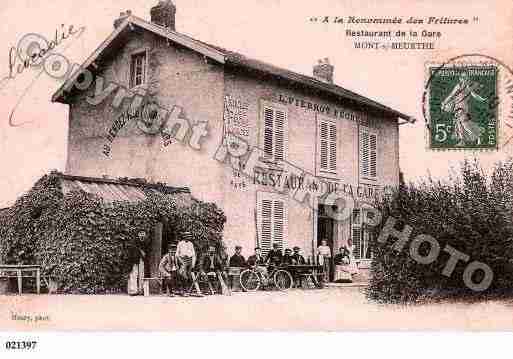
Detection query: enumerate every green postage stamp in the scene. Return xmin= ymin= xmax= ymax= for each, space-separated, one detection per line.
xmin=427 ymin=65 xmax=498 ymax=150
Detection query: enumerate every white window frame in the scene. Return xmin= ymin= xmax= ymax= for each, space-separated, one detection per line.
xmin=260 ymin=101 xmax=288 ymax=164
xmin=316 ymin=115 xmax=338 ymax=176
xmin=256 ymin=192 xmax=288 ymax=256
xmin=359 ymin=126 xmax=379 ymax=181
xmin=129 ymin=50 xmax=148 ymax=88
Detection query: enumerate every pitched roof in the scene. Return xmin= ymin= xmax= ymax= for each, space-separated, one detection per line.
xmin=52 ymin=15 xmax=414 ymax=123
xmin=57 ymin=173 xmax=189 ymax=203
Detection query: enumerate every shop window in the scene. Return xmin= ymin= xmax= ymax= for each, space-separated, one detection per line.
xmin=257 ymin=192 xmax=288 ymax=256
xmin=261 ymin=103 xmax=288 ymax=162
xmin=130 ymin=51 xmax=147 ymax=88
xmin=317 ymin=117 xmax=337 ymax=174
xmin=360 ymin=127 xmax=378 ymax=180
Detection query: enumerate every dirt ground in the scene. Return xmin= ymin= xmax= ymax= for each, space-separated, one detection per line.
xmin=1 ymin=287 xmax=513 ymax=331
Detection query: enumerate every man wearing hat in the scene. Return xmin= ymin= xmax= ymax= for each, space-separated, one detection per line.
xmin=282 ymin=248 xmax=295 ymax=265
xmin=265 ymin=242 xmax=283 ymax=267
xmin=159 ymin=245 xmax=180 ymax=297
xmin=176 ymin=232 xmax=196 ymax=296
xmin=229 ymin=246 xmax=246 ymax=267
xmin=292 ymin=246 xmax=306 ymax=265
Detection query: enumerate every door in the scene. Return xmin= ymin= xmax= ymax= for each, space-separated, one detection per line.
xmin=317 ymin=204 xmax=335 ymax=281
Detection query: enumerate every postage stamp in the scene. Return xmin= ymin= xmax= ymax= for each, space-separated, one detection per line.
xmin=427 ymin=64 xmax=498 ymax=150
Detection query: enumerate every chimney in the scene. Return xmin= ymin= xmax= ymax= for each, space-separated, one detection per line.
xmin=313 ymin=58 xmax=334 ymax=84
xmin=150 ymin=0 xmax=176 ymax=31
xmin=114 ymin=10 xmax=132 ymax=29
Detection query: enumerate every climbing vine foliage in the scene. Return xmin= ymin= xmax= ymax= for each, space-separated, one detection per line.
xmin=0 ymin=171 xmax=226 ymax=294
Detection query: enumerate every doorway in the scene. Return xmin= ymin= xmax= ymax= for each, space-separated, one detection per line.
xmin=317 ymin=204 xmax=336 ymax=281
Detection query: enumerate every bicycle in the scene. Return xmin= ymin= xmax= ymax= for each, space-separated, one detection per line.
xmin=239 ymin=264 xmax=294 ymax=291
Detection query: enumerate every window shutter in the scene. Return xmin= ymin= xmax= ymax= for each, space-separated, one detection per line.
xmin=352 ymin=227 xmax=362 ymax=260
xmin=370 ymin=133 xmax=377 ymax=178
xmin=262 ymin=104 xmax=288 ymax=162
xmin=360 ymin=128 xmax=377 ymax=179
xmin=263 ymin=107 xmax=274 ymax=158
xmin=260 ymin=199 xmax=273 ymax=254
xmin=352 ymin=209 xmax=362 ymax=259
xmin=273 ymin=200 xmax=285 ymax=251
xmin=257 ymin=192 xmax=287 ymax=256
xmin=329 ymin=123 xmax=337 ymax=171
xmin=360 ymin=131 xmax=370 ymax=178
xmin=274 ymin=110 xmax=286 ymax=161
xmin=318 ymin=119 xmax=337 ymax=173
xmin=320 ymin=122 xmax=328 ymax=170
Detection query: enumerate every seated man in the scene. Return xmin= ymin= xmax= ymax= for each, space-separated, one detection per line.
xmin=292 ymin=246 xmax=306 ymax=265
xmin=247 ymin=247 xmax=266 ymax=266
xmin=228 ymin=245 xmax=246 ymax=289
xmin=265 ymin=243 xmax=283 ymax=269
xmin=199 ymin=245 xmax=229 ymax=294
xmin=247 ymin=247 xmax=268 ymax=280
xmin=282 ymin=248 xmax=295 ymax=265
xmin=229 ymin=245 xmax=246 ymax=267
xmin=158 ymin=245 xmax=180 ymax=297
xmin=333 ymin=245 xmax=358 ymax=282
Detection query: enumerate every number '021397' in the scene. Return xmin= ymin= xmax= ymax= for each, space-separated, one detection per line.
xmin=5 ymin=341 xmax=37 ymax=350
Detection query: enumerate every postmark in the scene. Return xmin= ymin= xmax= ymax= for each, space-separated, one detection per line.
xmin=423 ymin=54 xmax=513 ymax=151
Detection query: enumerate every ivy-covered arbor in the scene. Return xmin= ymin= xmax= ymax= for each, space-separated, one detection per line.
xmin=0 ymin=171 xmax=226 ymax=294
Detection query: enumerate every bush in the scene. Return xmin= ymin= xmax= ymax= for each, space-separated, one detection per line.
xmin=0 ymin=171 xmax=226 ymax=293
xmin=367 ymin=159 xmax=513 ymax=303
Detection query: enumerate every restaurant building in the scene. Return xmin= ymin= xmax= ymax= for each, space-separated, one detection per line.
xmin=52 ymin=0 xmax=414 ymax=278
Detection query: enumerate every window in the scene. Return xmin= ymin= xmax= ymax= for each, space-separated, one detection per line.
xmin=261 ymin=103 xmax=288 ymax=162
xmin=130 ymin=52 xmax=147 ymax=88
xmin=257 ymin=192 xmax=288 ymax=256
xmin=318 ymin=118 xmax=337 ymax=173
xmin=360 ymin=127 xmax=378 ymax=180
xmin=351 ymin=209 xmax=372 ymax=260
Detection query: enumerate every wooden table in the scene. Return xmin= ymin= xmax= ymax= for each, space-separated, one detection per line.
xmin=283 ymin=264 xmax=324 ymax=288
xmin=0 ymin=265 xmax=41 ymax=295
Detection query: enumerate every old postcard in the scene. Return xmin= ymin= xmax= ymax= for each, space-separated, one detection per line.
xmin=0 ymin=0 xmax=512 ymax=335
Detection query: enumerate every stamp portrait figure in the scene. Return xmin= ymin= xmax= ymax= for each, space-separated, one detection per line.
xmin=440 ymin=71 xmax=487 ymax=146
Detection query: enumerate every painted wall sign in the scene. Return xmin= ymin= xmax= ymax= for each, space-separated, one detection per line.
xmin=224 ymin=94 xmax=249 ymax=139
xmin=252 ymin=168 xmax=394 ymax=201
xmin=224 ymin=94 xmax=250 ymax=190
xmin=277 ymin=93 xmax=367 ymax=124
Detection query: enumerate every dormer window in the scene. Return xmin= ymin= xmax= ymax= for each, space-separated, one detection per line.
xmin=130 ymin=51 xmax=147 ymax=88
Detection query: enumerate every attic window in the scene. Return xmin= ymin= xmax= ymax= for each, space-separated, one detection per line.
xmin=130 ymin=51 xmax=147 ymax=88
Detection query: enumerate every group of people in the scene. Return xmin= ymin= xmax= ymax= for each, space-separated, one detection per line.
xmin=317 ymin=238 xmax=359 ymax=283
xmin=155 ymin=232 xmax=359 ymax=297
xmin=230 ymin=243 xmax=308 ymax=268
xmin=157 ymin=233 xmax=313 ymax=296
xmin=158 ymin=232 xmax=228 ymax=297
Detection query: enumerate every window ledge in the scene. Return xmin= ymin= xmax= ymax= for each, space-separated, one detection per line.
xmin=360 ymin=177 xmax=378 ymax=183
xmin=357 ymin=259 xmax=372 ymax=269
xmin=318 ymin=169 xmax=337 ymax=176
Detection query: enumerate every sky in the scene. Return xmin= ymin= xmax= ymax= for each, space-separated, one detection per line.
xmin=0 ymin=0 xmax=512 ymax=207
